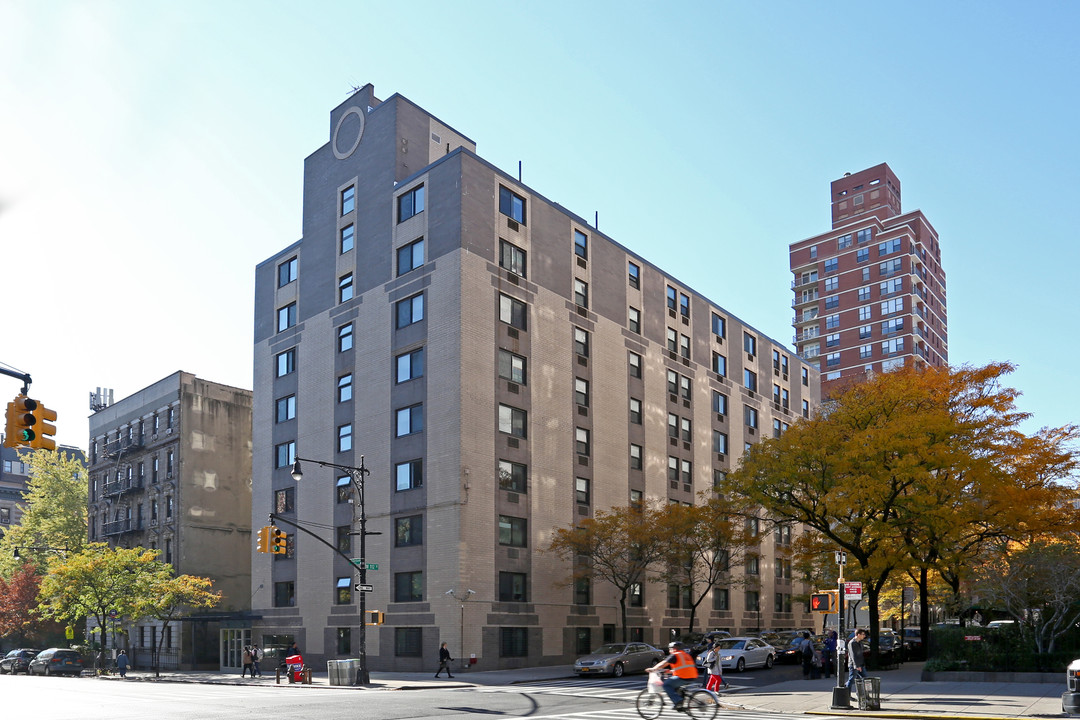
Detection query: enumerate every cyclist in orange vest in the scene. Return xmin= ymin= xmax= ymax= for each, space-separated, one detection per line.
xmin=648 ymin=641 xmax=699 ymax=711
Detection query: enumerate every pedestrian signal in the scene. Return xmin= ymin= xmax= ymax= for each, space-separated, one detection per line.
xmin=365 ymin=610 xmax=385 ymax=626
xmin=810 ymin=591 xmax=837 ymax=613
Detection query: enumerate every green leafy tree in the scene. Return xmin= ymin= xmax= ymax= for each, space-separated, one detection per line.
xmin=140 ymin=574 xmax=221 ymax=676
xmin=0 ymin=449 xmax=88 ymax=577
xmin=547 ymin=501 xmax=668 ymax=642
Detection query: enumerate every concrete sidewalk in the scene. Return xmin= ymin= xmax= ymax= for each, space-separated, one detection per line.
xmin=105 ymin=661 xmax=1069 ymax=718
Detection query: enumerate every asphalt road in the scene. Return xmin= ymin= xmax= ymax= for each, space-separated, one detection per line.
xmin=0 ymin=667 xmax=820 ymax=720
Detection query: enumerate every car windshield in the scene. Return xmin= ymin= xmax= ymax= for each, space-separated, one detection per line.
xmin=716 ymin=639 xmax=746 ymax=650
xmin=590 ymin=644 xmax=627 ymax=655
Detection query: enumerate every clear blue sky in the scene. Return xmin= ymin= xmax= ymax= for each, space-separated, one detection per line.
xmin=2 ymin=1 xmax=1077 ymax=450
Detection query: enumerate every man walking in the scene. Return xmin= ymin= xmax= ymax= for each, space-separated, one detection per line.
xmin=846 ymin=628 xmax=868 ymax=696
xmin=435 ymin=642 xmax=454 ymax=678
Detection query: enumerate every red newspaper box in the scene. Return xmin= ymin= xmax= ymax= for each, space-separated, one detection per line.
xmin=286 ymin=654 xmax=304 ymax=682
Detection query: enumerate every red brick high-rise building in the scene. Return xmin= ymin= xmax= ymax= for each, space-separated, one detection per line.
xmin=789 ymin=163 xmax=948 ymax=398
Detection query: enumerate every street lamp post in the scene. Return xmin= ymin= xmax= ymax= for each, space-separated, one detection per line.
xmin=291 ymin=455 xmax=374 ymax=685
xmin=445 ymin=588 xmax=475 ymax=671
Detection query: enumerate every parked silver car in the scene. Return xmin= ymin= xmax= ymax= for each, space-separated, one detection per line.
xmin=573 ymin=642 xmax=665 ymax=677
xmin=702 ymin=636 xmax=776 ymax=672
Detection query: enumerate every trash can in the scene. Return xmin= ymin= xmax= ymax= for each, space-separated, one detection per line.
xmin=328 ymin=659 xmax=362 ymax=686
xmin=855 ymin=677 xmax=881 ymax=710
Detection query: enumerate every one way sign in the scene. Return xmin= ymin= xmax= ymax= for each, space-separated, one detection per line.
xmin=354 ymin=583 xmax=374 ymax=593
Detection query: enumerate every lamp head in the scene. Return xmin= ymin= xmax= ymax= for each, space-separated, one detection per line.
xmin=291 ymin=460 xmax=303 ymax=482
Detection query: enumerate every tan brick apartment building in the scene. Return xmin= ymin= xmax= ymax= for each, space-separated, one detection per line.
xmin=789 ymin=163 xmax=948 ymax=397
xmin=252 ymin=84 xmax=820 ymax=671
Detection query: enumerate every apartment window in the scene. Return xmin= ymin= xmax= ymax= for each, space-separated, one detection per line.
xmin=667 ymin=370 xmax=679 ymax=395
xmin=575 ymin=427 xmax=590 ymax=456
xmin=628 ymin=261 xmax=640 ymax=289
xmin=336 ymin=476 xmax=351 ymax=503
xmin=274 ymin=487 xmax=294 ymax=513
xmin=857 ymin=228 xmax=873 ymax=244
xmin=336 ymin=577 xmax=352 ymax=605
xmin=499 ymin=515 xmax=527 ymax=547
xmin=396 ymin=347 xmax=425 ymax=382
xmin=340 ymin=224 xmax=354 ymax=254
xmin=629 ymin=583 xmax=644 ymax=608
xmin=277 ymin=303 xmax=296 ymax=333
xmin=781 ymin=354 xmax=789 ymax=375
xmin=713 ymin=431 xmax=728 ymax=455
xmin=629 ymin=398 xmax=642 ymax=425
xmin=573 ymin=327 xmax=589 ymax=357
xmin=500 ymin=239 xmax=526 ymax=277
xmin=809 ymin=245 xmax=818 ymax=259
xmin=396 ymin=405 xmax=423 ymax=436
xmin=337 ymin=374 xmax=352 ymax=402
xmin=397 ymin=184 xmax=425 ymax=222
xmin=666 ymin=285 xmax=677 ymax=311
xmin=666 ymin=327 xmax=678 ymax=352
xmin=275 ymin=395 xmax=296 ymax=423
xmin=668 ymin=456 xmax=678 ymax=481
xmin=498 ymin=460 xmax=527 ymax=493
xmin=781 ymin=388 xmax=789 ymax=409
xmin=824 ymin=257 xmax=838 ymax=274
xmin=500 ymin=628 xmax=528 ymax=657
xmin=395 ymin=515 xmax=423 ymax=547
xmin=274 ymin=581 xmax=296 ymax=608
xmin=802 ymin=399 xmax=810 ymax=418
xmin=824 ymin=276 xmax=838 ymax=292
xmin=713 ymin=390 xmax=728 ymax=416
xmin=680 ymin=334 xmax=691 ymax=359
xmin=341 ymin=185 xmax=355 ymax=215
xmin=859 ymin=306 xmax=872 ymax=321
xmin=744 ymin=369 xmax=757 ymax=393
xmin=499 ymin=404 xmax=527 ymax=438
xmin=712 ymin=352 xmax=727 ymax=377
xmin=630 ymin=444 xmax=643 ymax=470
xmin=396 ymin=293 xmax=424 ymax=328
xmin=338 ymin=323 xmax=354 ymax=352
xmin=498 ymin=349 xmax=527 ymax=384
xmin=826 ymin=314 xmax=840 ymax=329
xmin=574 ymin=377 xmax=589 ymax=407
xmin=681 ymin=375 xmax=692 ymax=400
xmin=681 ymin=459 xmax=692 ymax=483
xmin=824 ymin=295 xmax=839 ymax=310
xmin=338 ymin=423 xmax=353 ymax=452
xmin=838 ymin=233 xmax=853 ymax=249
xmin=628 ymin=307 xmax=641 ymax=334
xmin=395 ymin=459 xmax=423 ymax=491
xmin=881 ymin=297 xmax=904 ymax=315
xmin=858 ymin=286 xmax=871 ymax=302
xmin=394 ymin=571 xmax=424 ymax=602
xmin=878 ymin=237 xmax=901 ymax=256
xmin=275 ymin=441 xmax=295 ymax=469
xmin=397 ymin=238 xmax=425 ymax=276
xmin=338 ymin=273 xmax=354 ymax=303
xmin=882 ymin=317 xmax=905 ymax=335
xmin=826 ymin=333 xmax=840 ymax=347
xmin=860 ymin=324 xmax=872 ymax=339
xmin=860 ymin=344 xmax=873 ymax=359
xmin=880 ymin=258 xmax=903 ymax=277
xmin=278 ymin=257 xmax=298 ymax=287
xmin=395 ymin=628 xmax=423 ymax=657
xmin=743 ymin=333 xmax=756 ymax=356
xmin=826 ymin=352 xmax=841 ymax=367
xmin=744 ymin=406 xmax=758 ymax=429
xmin=668 ymin=413 xmax=679 ymax=439
xmin=856 ymin=247 xmax=869 ymax=263
xmin=575 ymin=580 xmax=591 ymax=608
xmin=713 ymin=588 xmax=730 ymax=611
xmin=499 ymin=293 xmax=527 ymax=330
xmin=681 ymin=417 xmax=692 ymax=442
xmin=276 ymin=348 xmax=296 ymax=377
xmin=165 ymin=495 xmax=174 ymax=520
xmin=711 ymin=313 xmax=726 ymax=338
xmin=574 ymin=229 xmax=588 ymax=258
xmin=575 ymin=477 xmax=591 ymax=505
xmin=499 ymin=185 xmax=526 ymax=224
xmin=574 ymin=279 xmax=588 ymax=308
xmin=629 ymin=351 xmax=642 ymax=378
xmin=499 ymin=572 xmax=528 ymax=602
xmin=773 ymin=418 xmax=783 ymax=438
xmin=881 ymin=278 xmax=903 ymax=296
xmin=773 ymin=384 xmax=781 ymax=405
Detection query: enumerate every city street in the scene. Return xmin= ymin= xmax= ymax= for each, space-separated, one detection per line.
xmin=0 ymin=671 xmax=816 ymax=720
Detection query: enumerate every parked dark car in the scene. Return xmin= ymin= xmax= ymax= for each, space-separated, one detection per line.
xmin=773 ymin=632 xmax=805 ymax=664
xmin=0 ymin=648 xmax=40 ymax=674
xmin=28 ymin=648 xmax=86 ymax=676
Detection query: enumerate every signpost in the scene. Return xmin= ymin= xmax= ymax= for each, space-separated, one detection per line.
xmin=354 ymin=583 xmax=374 ymax=593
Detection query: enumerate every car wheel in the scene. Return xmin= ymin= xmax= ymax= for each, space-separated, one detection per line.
xmin=765 ymin=654 xmax=774 ymax=669
xmin=45 ymin=666 xmax=52 ymax=676
xmin=613 ymin=662 xmax=625 ymax=678
xmin=736 ymin=657 xmax=745 ymax=673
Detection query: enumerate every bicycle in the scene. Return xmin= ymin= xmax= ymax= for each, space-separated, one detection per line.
xmin=636 ymin=671 xmax=720 ymax=719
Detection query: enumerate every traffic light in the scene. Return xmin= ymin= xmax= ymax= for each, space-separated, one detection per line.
xmin=365 ymin=610 xmax=385 ymax=626
xmin=255 ymin=526 xmax=271 ymax=553
xmin=810 ymin=591 xmax=838 ymax=613
xmin=30 ymin=403 xmax=57 ymax=450
xmin=4 ymin=395 xmax=38 ymax=448
xmin=270 ymin=527 xmax=287 ymax=555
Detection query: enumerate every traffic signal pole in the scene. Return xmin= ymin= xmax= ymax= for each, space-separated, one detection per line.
xmin=832 ymin=551 xmax=850 ymax=709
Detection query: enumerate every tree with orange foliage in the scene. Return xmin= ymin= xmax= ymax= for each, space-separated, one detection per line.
xmin=0 ymin=563 xmax=63 ymax=645
xmin=720 ymin=362 xmax=1079 ymax=663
